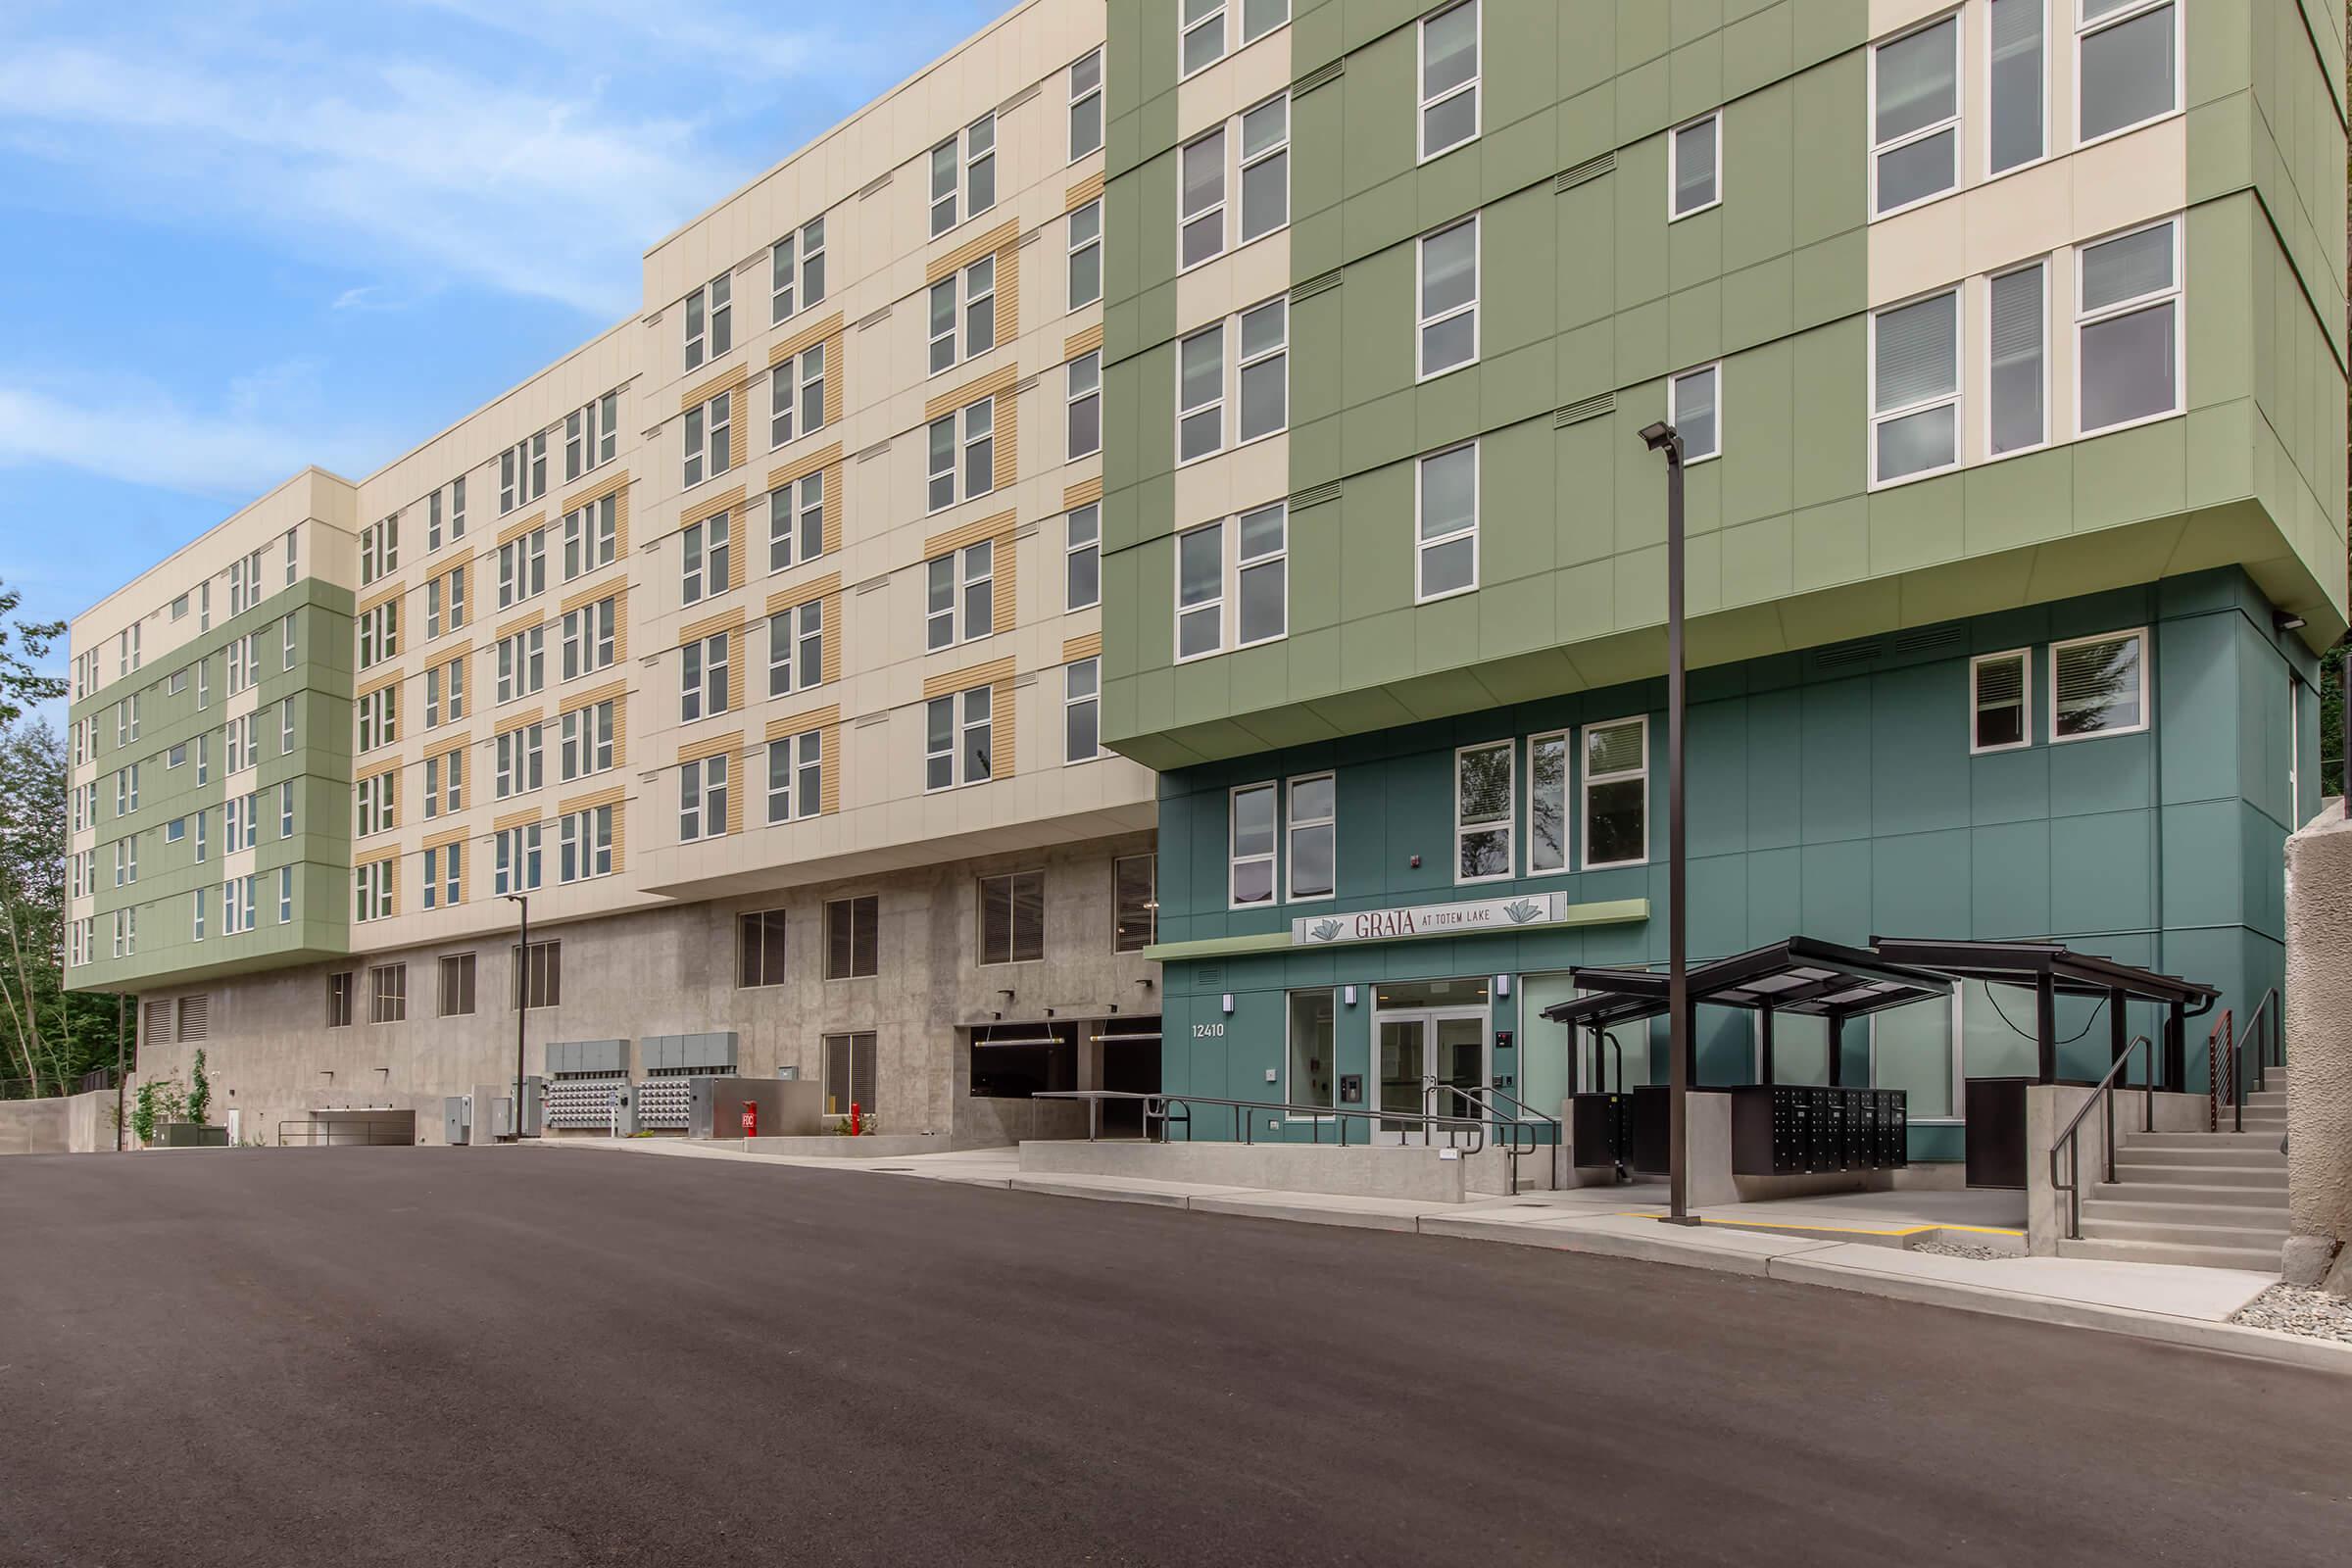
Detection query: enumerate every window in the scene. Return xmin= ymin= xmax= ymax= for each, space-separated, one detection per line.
xmin=1873 ymin=15 xmax=1959 ymax=216
xmin=2050 ymin=629 xmax=2147 ymax=741
xmin=1872 ymin=289 xmax=1960 ymax=484
xmin=560 ymin=702 xmax=615 ymax=781
xmin=1067 ymin=199 xmax=1103 ymax=309
xmin=2078 ymin=0 xmax=2176 ymax=144
xmin=424 ymin=656 xmax=467 ymax=727
xmin=559 ymin=805 xmax=613 ymax=882
xmin=770 ymin=342 xmax=827 ymax=446
xmin=564 ymin=391 xmax=619 ymax=482
xmin=1181 ymin=0 xmax=1226 ymax=76
xmin=1068 ymin=47 xmax=1104 ymax=160
xmin=1417 ymin=218 xmax=1479 ymax=378
xmin=279 ymin=780 xmax=296 ymax=837
xmin=978 ymin=870 xmax=1046 ymax=965
xmin=1454 ymin=741 xmax=1512 ymax=882
xmin=1416 ymin=443 xmax=1479 ymax=601
xmin=1530 ymin=730 xmax=1570 ymax=873
xmin=770 ymin=217 xmax=826 ymax=325
xmin=765 ymin=729 xmax=822 ymax=824
xmin=680 ymin=632 xmax=730 ymax=722
xmin=327 ymin=971 xmax=355 ymax=1029
xmin=358 ymin=601 xmax=399 ymax=668
xmin=171 ymin=594 xmax=187 ymax=621
xmin=924 ymin=686 xmax=993 ymax=790
xmin=494 ymin=825 xmax=544 ymax=895
xmin=369 ymin=963 xmax=407 ymax=1024
xmin=1419 ymin=0 xmax=1480 ymax=160
xmin=1288 ymin=989 xmax=1337 ymax=1110
xmin=928 ymin=257 xmax=995 ymax=373
xmin=822 ymin=1032 xmax=878 ymax=1117
xmin=1065 ymin=506 xmax=1101 ymax=611
xmin=421 ymin=843 xmax=462 ymax=909
xmin=683 ymin=391 xmax=732 ymax=489
xmin=426 ymin=487 xmax=444 ymax=552
xmin=196 ymin=659 xmax=208 ymax=710
xmin=2075 ymin=218 xmax=2179 ymax=434
xmin=767 ymin=602 xmax=823 ymax=697
xmin=1177 ymin=325 xmax=1223 ymax=462
xmin=497 ymin=526 xmax=547 ymax=609
xmin=448 ymin=477 xmax=467 ymax=541
xmin=1288 ymin=772 xmax=1334 ymax=900
xmin=1583 ymin=717 xmax=1649 ymax=867
xmin=115 ymin=836 xmax=137 ymax=887
xmin=738 ymin=909 xmax=790 ymax=987
xmin=1669 ymin=112 xmax=1720 ymax=219
xmin=825 ymin=895 xmax=879 ymax=979
xmin=1114 ymin=855 xmax=1157 ymax=952
xmin=1239 ymin=94 xmax=1289 ymax=242
xmin=682 ymin=511 xmax=731 ymax=605
xmin=1988 ymin=260 xmax=2048 ymax=456
xmin=278 ymin=865 xmax=293 ymax=923
xmin=1668 ymin=364 xmax=1720 ymax=463
xmin=499 ymin=432 xmax=548 ymax=514
xmin=680 ymin=754 xmax=729 ymax=842
xmin=1249 ymin=0 xmax=1291 ymax=39
xmin=562 ymin=495 xmax=617 ymax=580
xmin=1971 ymin=649 xmax=2033 ymax=753
xmin=560 ymin=597 xmax=617 ymax=680
xmin=494 ymin=723 xmax=545 ymax=801
xmin=1237 ymin=299 xmax=1286 ymax=442
xmin=925 ymin=396 xmax=995 ymax=512
xmin=1230 ymin=782 xmax=1276 ymax=906
xmin=1175 ymin=509 xmax=1289 ymax=661
xmin=359 ymin=515 xmax=398 ymax=585
xmin=928 ymin=113 xmax=995 ymax=237
xmin=438 ymin=954 xmax=476 ymax=1017
xmin=354 ymin=858 xmax=393 ymax=922
xmin=357 ymin=772 xmax=396 ymax=836
xmin=767 ymin=472 xmax=824 ymax=572
xmin=1063 ymin=658 xmax=1100 ymax=763
xmin=1179 ymin=127 xmax=1226 ymax=269
xmin=495 ymin=626 xmax=546 ymax=704
xmin=513 ymin=940 xmax=561 ymax=1010
xmin=926 ymin=540 xmax=994 ymax=651
xmin=1988 ymin=0 xmax=2045 ymax=173
xmin=684 ymin=271 xmax=732 ymax=370
xmin=1066 ymin=351 xmax=1102 ymax=460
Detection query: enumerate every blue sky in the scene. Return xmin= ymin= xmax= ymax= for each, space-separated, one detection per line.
xmin=0 ymin=0 xmax=1005 ymax=717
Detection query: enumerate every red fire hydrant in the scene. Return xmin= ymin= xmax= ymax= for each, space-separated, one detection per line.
xmin=849 ymin=1101 xmax=862 ymax=1137
xmin=741 ymin=1101 xmax=758 ymax=1139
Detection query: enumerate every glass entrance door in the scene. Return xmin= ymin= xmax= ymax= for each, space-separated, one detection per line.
xmin=1372 ymin=1006 xmax=1488 ymax=1140
xmin=1376 ymin=1016 xmax=1427 ymax=1134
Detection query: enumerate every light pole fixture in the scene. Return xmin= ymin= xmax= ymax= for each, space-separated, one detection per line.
xmin=1639 ymin=419 xmax=1698 ymax=1227
xmin=503 ymin=891 xmax=529 ymax=1143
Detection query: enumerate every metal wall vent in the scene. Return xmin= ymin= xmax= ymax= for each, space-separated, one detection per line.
xmin=1815 ymin=640 xmax=1885 ymax=669
xmin=1290 ymin=479 xmax=1343 ymax=511
xmin=1295 ymin=58 xmax=1345 ymax=96
xmin=1889 ymin=625 xmax=1966 ymax=659
xmin=1555 ymin=392 xmax=1614 ymax=427
xmin=1554 ymin=152 xmax=1616 ymax=193
xmin=1291 ymin=269 xmax=1343 ymax=303
xmin=857 ymin=171 xmax=893 ymax=200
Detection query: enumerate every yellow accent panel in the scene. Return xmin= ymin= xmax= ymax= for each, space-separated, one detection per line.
xmin=764 ymin=570 xmax=842 ymax=616
xmin=993 ymin=677 xmax=1015 ymax=780
xmin=680 ymin=606 xmax=746 ymax=647
xmin=725 ymin=769 xmax=745 ymax=837
xmin=1064 ymin=171 xmax=1104 ymax=213
xmin=682 ymin=485 xmax=744 ymax=530
xmin=615 ymin=481 xmax=631 ymax=556
xmin=1063 ymin=322 xmax=1103 ymax=361
xmin=560 ymin=678 xmax=628 ymax=715
xmin=613 ymin=589 xmax=630 ymax=663
xmin=819 ymin=723 xmax=841 ymax=814
xmin=821 ymin=593 xmax=842 ymax=685
xmin=496 ymin=609 xmax=544 ymax=640
xmin=494 ymin=808 xmax=542 ymax=834
xmin=560 ymin=466 xmax=630 ymax=515
xmin=356 ymin=583 xmax=403 ymax=617
xmin=495 ymin=511 xmax=546 ymax=549
xmin=420 ymin=825 xmax=468 ymax=854
xmin=993 ymin=393 xmax=1016 ymax=494
xmin=994 ymin=531 xmax=1017 ymax=635
xmin=825 ymin=463 xmax=841 ymax=555
xmin=925 ymin=218 xmax=1020 ymax=285
xmin=763 ymin=703 xmax=841 ymax=742
xmin=825 ymin=332 xmax=844 ymax=428
xmin=998 ymin=240 xmax=1020 ymax=345
xmin=560 ymin=576 xmax=624 ymax=615
xmin=767 ymin=441 xmax=843 ymax=492
xmin=494 ymin=707 xmax=544 ymax=737
xmin=1061 ymin=631 xmax=1102 ymax=662
xmin=611 ymin=802 xmax=626 ymax=873
xmin=433 ymin=637 xmax=474 ymax=664
xmin=1063 ymin=475 xmax=1102 ymax=510
xmin=924 ymin=508 xmax=1017 ymax=560
xmin=925 ymin=363 xmax=1017 ymax=422
xmin=559 ymin=783 xmax=626 ymax=815
xmin=679 ymin=363 xmax=748 ymax=415
xmin=923 ymin=655 xmax=1014 ymax=701
xmin=729 ymin=648 xmax=744 ymax=715
xmin=769 ymin=311 xmax=844 ymax=368
xmin=356 ymin=671 xmax=400 ymax=702
xmin=676 ymin=730 xmax=740 ymax=766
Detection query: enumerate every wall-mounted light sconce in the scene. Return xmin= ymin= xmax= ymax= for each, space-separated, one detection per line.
xmin=1221 ymin=993 xmax=1235 ymax=1014
xmin=1495 ymin=974 xmax=1511 ymax=999
xmin=1343 ymin=985 xmax=1357 ymax=1006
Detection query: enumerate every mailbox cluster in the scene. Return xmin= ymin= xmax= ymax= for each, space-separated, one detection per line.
xmin=544 ymin=1040 xmax=633 ymax=1130
xmin=1731 ymin=1085 xmax=1907 ymax=1176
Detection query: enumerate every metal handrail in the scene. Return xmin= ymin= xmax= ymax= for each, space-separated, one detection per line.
xmin=1145 ymin=1093 xmax=1489 ymax=1154
xmin=1426 ymin=1080 xmax=1562 ymax=1196
xmin=2051 ymin=1034 xmax=2153 ymax=1241
xmin=2241 ymin=988 xmax=2280 ymax=1102
xmin=2204 ymin=990 xmax=2276 ymax=1134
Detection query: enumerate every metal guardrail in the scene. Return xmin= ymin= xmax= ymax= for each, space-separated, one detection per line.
xmin=1144 ymin=1092 xmax=1491 ymax=1154
xmin=2205 ymin=989 xmax=2277 ymax=1134
xmin=1428 ymin=1079 xmax=1560 ymax=1196
xmin=2051 ymin=1034 xmax=2154 ymax=1241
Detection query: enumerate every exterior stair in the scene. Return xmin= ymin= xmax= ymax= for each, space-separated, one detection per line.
xmin=2059 ymin=1071 xmax=2291 ymax=1272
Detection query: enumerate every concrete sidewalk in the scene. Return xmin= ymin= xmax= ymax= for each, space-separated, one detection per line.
xmin=544 ymin=1137 xmax=2346 ymax=1376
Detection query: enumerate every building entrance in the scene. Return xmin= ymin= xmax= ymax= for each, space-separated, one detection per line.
xmin=1372 ymin=1006 xmax=1488 ymax=1141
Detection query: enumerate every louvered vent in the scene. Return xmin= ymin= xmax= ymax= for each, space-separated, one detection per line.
xmin=1290 ymin=479 xmax=1343 ymax=511
xmin=1291 ymin=269 xmax=1343 ymax=303
xmin=1555 ymin=392 xmax=1614 ymax=427
xmin=1295 ymin=58 xmax=1345 ymax=96
xmin=1555 ymin=152 xmax=1616 ymax=193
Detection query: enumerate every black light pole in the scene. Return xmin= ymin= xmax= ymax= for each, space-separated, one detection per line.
xmin=504 ymin=892 xmax=529 ymax=1141
xmin=1639 ymin=419 xmax=1697 ymax=1227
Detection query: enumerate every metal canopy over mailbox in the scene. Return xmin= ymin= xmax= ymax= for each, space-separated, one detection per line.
xmin=1546 ymin=936 xmax=1952 ymax=1032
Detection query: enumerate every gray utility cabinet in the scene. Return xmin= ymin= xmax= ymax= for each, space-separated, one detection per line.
xmin=443 ymin=1096 xmax=469 ymax=1146
xmin=688 ymin=1075 xmax=818 ymax=1140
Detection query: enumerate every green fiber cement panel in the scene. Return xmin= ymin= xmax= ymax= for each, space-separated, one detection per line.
xmin=1145 ymin=572 xmax=2309 ymax=1142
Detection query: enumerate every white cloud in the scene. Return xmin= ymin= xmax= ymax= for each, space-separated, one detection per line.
xmin=0 ymin=378 xmax=385 ymax=497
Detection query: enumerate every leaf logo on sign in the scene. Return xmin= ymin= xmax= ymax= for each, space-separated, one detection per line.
xmin=1308 ymin=918 xmax=1344 ymax=944
xmin=1503 ymin=899 xmax=1544 ymax=925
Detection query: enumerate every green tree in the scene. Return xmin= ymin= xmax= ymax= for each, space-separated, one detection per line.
xmin=0 ymin=582 xmax=66 ymax=726
xmin=0 ymin=718 xmax=126 ymax=1097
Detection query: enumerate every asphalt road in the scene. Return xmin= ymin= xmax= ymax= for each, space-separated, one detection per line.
xmin=1 ymin=1150 xmax=2346 ymax=1567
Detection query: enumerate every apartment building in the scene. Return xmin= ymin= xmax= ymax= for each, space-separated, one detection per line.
xmin=1102 ymin=0 xmax=2346 ymax=1164
xmin=66 ymin=0 xmax=1157 ymax=1143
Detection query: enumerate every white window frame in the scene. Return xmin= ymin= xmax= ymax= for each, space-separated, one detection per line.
xmin=1453 ymin=739 xmax=1514 ymax=886
xmin=1969 ymin=648 xmax=2035 ymax=755
xmin=768 ymin=471 xmax=824 ymax=573
xmin=1414 ymin=216 xmax=1480 ymax=382
xmin=928 ymin=256 xmax=996 ymax=376
xmin=1062 ymin=658 xmax=1102 ymax=764
xmin=1065 ymin=505 xmax=1101 ymax=612
xmin=494 ymin=722 xmax=544 ymax=801
xmin=923 ymin=685 xmax=994 ymax=792
xmin=682 ymin=510 xmax=730 ymax=606
xmin=2047 ymin=627 xmax=2150 ymax=744
xmin=560 ymin=702 xmax=615 ymax=782
xmin=564 ymin=391 xmax=619 ymax=483
xmin=1667 ymin=362 xmax=1722 ymax=464
xmin=767 ymin=600 xmax=824 ymax=698
xmin=1066 ymin=350 xmax=1102 ymax=461
xmin=2074 ymin=0 xmax=2180 ymax=150
xmin=766 ymin=729 xmax=822 ymax=824
xmin=498 ymin=433 xmax=548 ymax=515
xmin=1581 ymin=715 xmax=1651 ymax=870
xmin=1229 ymin=780 xmax=1278 ymax=907
xmin=1867 ymin=285 xmax=1964 ymax=490
xmin=680 ymin=631 xmax=730 ymax=723
xmin=1068 ymin=46 xmax=1104 ymax=163
xmin=679 ymin=755 xmax=729 ymax=843
xmin=770 ymin=342 xmax=828 ymax=447
xmin=1984 ymin=257 xmax=2051 ymax=460
xmin=1667 ymin=111 xmax=1721 ymax=220
xmin=927 ymin=113 xmax=996 ymax=238
xmin=1527 ymin=728 xmax=1572 ymax=875
xmin=683 ymin=391 xmax=732 ymax=490
xmin=1176 ymin=323 xmax=1225 ymax=464
xmin=1178 ymin=125 xmax=1228 ymax=272
xmin=926 ymin=397 xmax=996 ymax=514
xmin=1869 ymin=11 xmax=1962 ymax=220
xmin=1236 ymin=298 xmax=1287 ymax=445
xmin=1414 ymin=441 xmax=1481 ymax=605
xmin=495 ymin=626 xmax=545 ymax=706
xmin=1174 ymin=521 xmax=1226 ymax=663
xmin=926 ymin=539 xmax=995 ymax=651
xmin=1285 ymin=771 xmax=1335 ymax=902
xmin=1417 ymin=0 xmax=1481 ymax=164
xmin=497 ymin=527 xmax=547 ymax=611
xmin=562 ymin=494 xmax=617 ymax=581
xmin=683 ymin=271 xmax=731 ymax=371
xmin=1984 ymin=0 xmax=2049 ymax=179
xmin=1180 ymin=0 xmax=1228 ymax=79
xmin=1238 ymin=92 xmax=1290 ymax=244
xmin=771 ymin=217 xmax=826 ymax=325
xmin=494 ymin=825 xmax=544 ymax=895
xmin=2072 ymin=216 xmax=2183 ymax=439
xmin=561 ymin=597 xmax=616 ymax=681
xmin=1067 ymin=198 xmax=1103 ymax=310
xmin=559 ymin=805 xmax=614 ymax=883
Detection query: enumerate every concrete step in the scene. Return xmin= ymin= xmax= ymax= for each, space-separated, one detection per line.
xmin=2091 ymin=1178 xmax=2288 ymax=1207
xmin=2057 ymin=1236 xmax=2282 ymax=1271
xmin=2081 ymin=1198 xmax=2291 ymax=1228
xmin=2110 ymin=1145 xmax=2284 ymax=1168
xmin=2122 ymin=1131 xmax=2285 ymax=1152
xmin=2110 ymin=1161 xmax=2287 ymax=1188
xmin=2079 ymin=1217 xmax=2291 ymax=1249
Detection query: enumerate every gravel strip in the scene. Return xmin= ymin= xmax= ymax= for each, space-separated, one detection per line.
xmin=1914 ymin=1241 xmax=2012 ymax=1261
xmin=2230 ymin=1284 xmax=2352 ymax=1344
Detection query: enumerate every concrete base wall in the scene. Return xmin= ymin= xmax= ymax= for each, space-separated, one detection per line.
xmin=1020 ymin=1140 xmax=1471 ymax=1202
xmin=2285 ymin=810 xmax=2352 ymax=1277
xmin=2027 ymin=1086 xmax=2207 ymax=1253
xmin=0 ymin=1091 xmax=122 ymax=1155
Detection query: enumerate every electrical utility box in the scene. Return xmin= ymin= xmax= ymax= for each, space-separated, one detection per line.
xmin=442 ymin=1097 xmax=469 ymax=1146
xmin=687 ymin=1075 xmax=820 ymax=1140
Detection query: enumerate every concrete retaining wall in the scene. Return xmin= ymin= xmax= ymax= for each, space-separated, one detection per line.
xmin=0 ymin=1091 xmax=121 ymax=1155
xmin=2027 ymin=1086 xmax=2207 ymax=1253
xmin=2285 ymin=809 xmax=2352 ymax=1281
xmin=1019 ymin=1140 xmax=1471 ymax=1202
